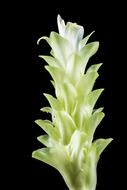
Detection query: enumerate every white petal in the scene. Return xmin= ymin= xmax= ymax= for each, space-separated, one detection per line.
xmin=57 ymin=14 xmax=66 ymax=37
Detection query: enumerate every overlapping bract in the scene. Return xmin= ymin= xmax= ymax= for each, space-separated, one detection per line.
xmin=32 ymin=15 xmax=112 ymax=190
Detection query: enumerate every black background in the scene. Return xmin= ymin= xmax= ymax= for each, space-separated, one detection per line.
xmin=4 ymin=1 xmax=126 ymax=190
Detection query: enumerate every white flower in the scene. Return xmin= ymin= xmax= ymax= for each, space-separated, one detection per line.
xmin=57 ymin=14 xmax=84 ymax=51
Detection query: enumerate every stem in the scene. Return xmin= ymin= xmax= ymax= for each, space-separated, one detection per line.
xmin=61 ymin=166 xmax=97 ymax=190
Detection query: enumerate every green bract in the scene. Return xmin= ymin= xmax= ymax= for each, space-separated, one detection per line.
xmin=32 ymin=15 xmax=112 ymax=190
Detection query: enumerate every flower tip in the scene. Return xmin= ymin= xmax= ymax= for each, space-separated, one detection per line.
xmin=37 ymin=38 xmax=41 ymax=45
xmin=57 ymin=14 xmax=62 ymax=22
xmin=32 ymin=151 xmax=35 ymax=157
xmin=57 ymin=14 xmax=65 ymax=36
xmin=90 ymin=30 xmax=95 ymax=37
xmin=38 ymin=55 xmax=42 ymax=58
xmin=109 ymin=138 xmax=113 ymax=142
xmin=32 ymin=150 xmax=37 ymax=158
xmin=37 ymin=36 xmax=49 ymax=45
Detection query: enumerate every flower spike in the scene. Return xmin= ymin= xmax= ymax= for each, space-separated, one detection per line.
xmin=32 ymin=15 xmax=112 ymax=190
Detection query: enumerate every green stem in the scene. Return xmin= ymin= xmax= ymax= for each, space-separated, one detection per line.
xmin=60 ymin=165 xmax=97 ymax=190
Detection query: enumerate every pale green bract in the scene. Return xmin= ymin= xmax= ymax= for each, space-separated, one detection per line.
xmin=32 ymin=15 xmax=112 ymax=190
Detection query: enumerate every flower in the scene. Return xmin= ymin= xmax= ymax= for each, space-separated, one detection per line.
xmin=32 ymin=15 xmax=112 ymax=190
